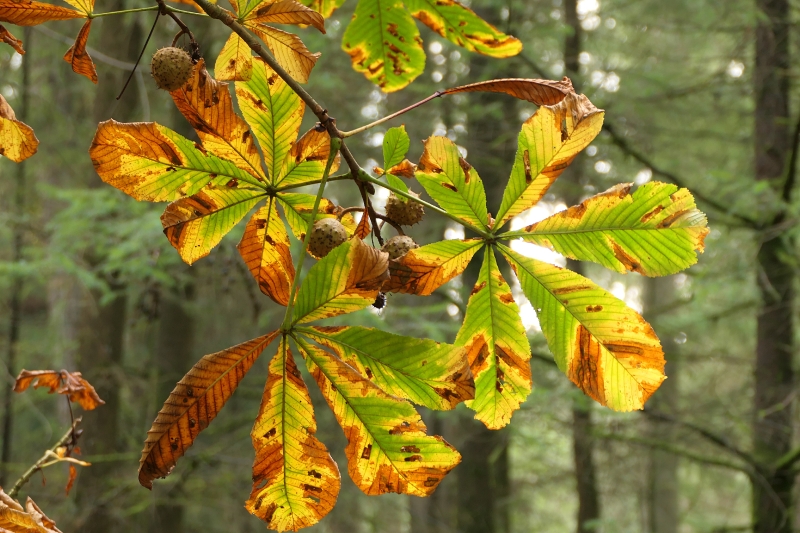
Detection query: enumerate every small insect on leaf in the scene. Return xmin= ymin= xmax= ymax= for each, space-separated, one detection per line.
xmin=14 ymin=369 xmax=105 ymax=410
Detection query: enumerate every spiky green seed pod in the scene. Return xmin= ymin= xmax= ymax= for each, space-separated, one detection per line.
xmin=308 ymin=218 xmax=348 ymax=258
xmin=385 ymin=191 xmax=425 ymax=226
xmin=381 ymin=235 xmax=419 ymax=260
xmin=151 ymin=47 xmax=193 ymax=92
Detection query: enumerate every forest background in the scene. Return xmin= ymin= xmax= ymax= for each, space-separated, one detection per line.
xmin=0 ymin=0 xmax=792 ymax=532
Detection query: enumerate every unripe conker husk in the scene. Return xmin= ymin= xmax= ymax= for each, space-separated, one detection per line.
xmin=151 ymin=47 xmax=193 ymax=92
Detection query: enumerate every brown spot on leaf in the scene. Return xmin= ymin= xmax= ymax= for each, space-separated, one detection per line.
xmin=640 ymin=204 xmax=665 ymax=224
xmin=586 ymin=305 xmax=603 ymax=312
xmin=442 ymin=183 xmax=458 ymax=192
xmin=471 ymin=281 xmax=487 ymax=295
xmin=361 ymin=444 xmax=372 ymax=459
xmin=612 ymin=242 xmax=645 ymax=274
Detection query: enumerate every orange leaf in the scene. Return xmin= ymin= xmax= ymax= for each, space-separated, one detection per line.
xmin=387 ymin=159 xmax=415 ymax=179
xmin=384 ymin=239 xmax=483 ymax=296
xmin=247 ymin=23 xmax=319 ymax=83
xmin=237 ymin=197 xmax=295 ymax=305
xmin=65 ymin=465 xmax=77 ymax=496
xmin=0 ymin=24 xmax=23 ymax=54
xmin=354 ymin=209 xmax=370 ymax=239
xmin=139 ymin=331 xmax=280 ymax=489
xmin=0 ymin=489 xmax=63 ymax=533
xmin=0 ymin=0 xmax=83 ymax=25
xmin=246 ymin=0 xmax=325 ymax=33
xmin=14 ymin=369 xmax=105 ymax=410
xmin=441 ymin=78 xmax=573 ymax=107
xmin=63 ymin=19 xmax=96 ymax=83
xmin=168 ymin=0 xmax=203 ymax=12
xmin=170 ymin=59 xmax=266 ymax=180
xmin=0 ymin=94 xmax=38 ymax=163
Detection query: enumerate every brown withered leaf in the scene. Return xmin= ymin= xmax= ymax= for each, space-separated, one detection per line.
xmin=245 ymin=337 xmax=340 ymax=530
xmin=237 ymin=197 xmax=295 ymax=305
xmin=138 ymin=331 xmax=279 ymax=489
xmin=14 ymin=369 xmax=104 ymax=410
xmin=0 ymin=24 xmax=23 ymax=54
xmin=0 ymin=0 xmax=83 ymax=26
xmin=0 ymin=94 xmax=38 ymax=163
xmin=170 ymin=59 xmax=266 ymax=180
xmin=441 ymin=77 xmax=573 ymax=107
xmin=354 ymin=209 xmax=370 ymax=239
xmin=63 ymin=19 xmax=96 ymax=83
xmin=387 ymin=158 xmax=416 ymax=179
xmin=0 ymin=488 xmax=62 ymax=533
xmin=384 ymin=239 xmax=483 ymax=296
xmin=65 ymin=465 xmax=77 ymax=496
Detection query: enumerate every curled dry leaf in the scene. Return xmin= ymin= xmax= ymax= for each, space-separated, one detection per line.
xmin=139 ymin=331 xmax=279 ymax=489
xmin=0 ymin=24 xmax=23 ymax=54
xmin=0 ymin=488 xmax=63 ymax=533
xmin=14 ymin=369 xmax=104 ymax=410
xmin=0 ymin=94 xmax=38 ymax=163
xmin=63 ymin=19 xmax=96 ymax=83
xmin=441 ymin=77 xmax=573 ymax=107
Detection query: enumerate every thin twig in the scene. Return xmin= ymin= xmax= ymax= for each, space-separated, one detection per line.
xmin=7 ymin=418 xmax=81 ymax=498
xmin=117 ymin=8 xmax=160 ymax=100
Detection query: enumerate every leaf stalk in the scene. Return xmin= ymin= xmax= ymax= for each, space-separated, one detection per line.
xmin=340 ymin=92 xmax=444 ymax=138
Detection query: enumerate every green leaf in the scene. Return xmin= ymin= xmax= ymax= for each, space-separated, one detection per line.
xmin=501 ymin=182 xmax=709 ymax=277
xmin=456 ymin=247 xmax=531 ymax=429
xmin=90 ymin=120 xmax=264 ymax=203
xmin=405 ymin=0 xmax=522 ymax=57
xmin=235 ymin=57 xmax=304 ymax=184
xmin=499 ymin=245 xmax=665 ymax=412
xmin=275 ymin=128 xmax=340 ymax=187
xmin=416 ymin=136 xmax=489 ymax=229
xmin=293 ymin=238 xmax=389 ymax=324
xmin=383 ymin=125 xmax=410 ymax=169
xmin=298 ymin=325 xmax=474 ymax=410
xmin=162 ymin=186 xmax=266 ymax=265
xmin=342 ymin=0 xmax=425 ymax=92
xmin=384 ymin=239 xmax=484 ymax=295
xmin=297 ymin=338 xmax=461 ymax=496
xmin=495 ymin=93 xmax=604 ymax=228
xmin=246 ymin=336 xmax=340 ymax=530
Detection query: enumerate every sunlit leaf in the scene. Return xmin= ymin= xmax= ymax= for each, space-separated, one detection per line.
xmin=0 ymin=0 xmax=83 ymax=26
xmin=0 ymin=24 xmax=24 ymax=54
xmin=248 ymin=23 xmax=319 ymax=83
xmin=235 ymin=57 xmax=304 ymax=183
xmin=14 ymin=369 xmax=105 ymax=410
xmin=441 ymin=77 xmax=573 ymax=106
xmin=246 ymin=337 xmax=340 ymax=531
xmin=416 ymin=136 xmax=489 ymax=229
xmin=238 ymin=196 xmax=295 ymax=305
xmin=455 ymin=248 xmax=530 ymax=429
xmin=277 ymin=192 xmax=356 ymax=240
xmin=384 ymin=239 xmax=483 ymax=295
xmin=297 ymin=338 xmax=461 ymax=496
xmin=297 ymin=0 xmax=344 ymax=18
xmin=139 ymin=331 xmax=280 ymax=489
xmin=293 ymin=238 xmax=389 ymax=324
xmin=161 ymin=185 xmax=266 ymax=265
xmin=0 ymin=489 xmax=62 ymax=533
xmin=214 ymin=32 xmax=253 ymax=81
xmin=502 ymin=182 xmax=709 ymax=277
xmin=62 ymin=19 xmax=96 ymax=83
xmin=500 ymin=245 xmax=665 ymax=411
xmin=495 ymin=92 xmax=604 ymax=227
xmin=299 ymin=326 xmax=474 ymax=410
xmin=405 ymin=0 xmax=521 ymax=57
xmin=171 ymin=59 xmax=266 ymax=180
xmin=247 ymin=0 xmax=325 ymax=32
xmin=383 ymin=125 xmax=410 ymax=169
xmin=276 ymin=127 xmax=341 ymax=187
xmin=0 ymin=94 xmax=38 ymax=163
xmin=89 ymin=120 xmax=263 ymax=202
xmin=342 ymin=0 xmax=425 ymax=92
xmin=61 ymin=0 xmax=92 ymax=15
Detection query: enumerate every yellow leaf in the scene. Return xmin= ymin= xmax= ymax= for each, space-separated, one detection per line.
xmin=0 ymin=489 xmax=62 ymax=533
xmin=214 ymin=32 xmax=253 ymax=81
xmin=238 ymin=197 xmax=295 ymax=305
xmin=0 ymin=94 xmax=37 ymax=163
xmin=247 ymin=23 xmax=319 ymax=83
xmin=246 ymin=0 xmax=325 ymax=33
xmin=246 ymin=337 xmax=340 ymax=531
xmin=139 ymin=331 xmax=280 ymax=489
xmin=384 ymin=239 xmax=483 ymax=296
xmin=276 ymin=127 xmax=340 ymax=187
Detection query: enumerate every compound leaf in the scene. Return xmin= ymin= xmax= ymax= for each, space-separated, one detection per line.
xmin=139 ymin=331 xmax=280 ymax=489
xmin=293 ymin=238 xmax=389 ymax=324
xmin=500 ymin=245 xmax=665 ymax=412
xmin=502 ymin=182 xmax=709 ymax=277
xmin=384 ymin=239 xmax=483 ymax=295
xmin=299 ymin=326 xmax=474 ymax=410
xmin=455 ymin=248 xmax=531 ymax=429
xmin=416 ymin=136 xmax=489 ymax=229
xmin=495 ymin=92 xmax=604 ymax=228
xmin=246 ymin=337 xmax=340 ymax=531
xmin=238 ymin=196 xmax=295 ymax=305
xmin=171 ymin=59 xmax=266 ymax=181
xmin=161 ymin=185 xmax=266 ymax=265
xmin=275 ymin=128 xmax=341 ymax=187
xmin=342 ymin=0 xmax=424 ymax=92
xmin=235 ymin=57 xmax=304 ymax=183
xmin=89 ymin=120 xmax=263 ymax=202
xmin=405 ymin=0 xmax=521 ymax=58
xmin=298 ymin=338 xmax=461 ymax=496
xmin=0 ymin=0 xmax=83 ymax=25
xmin=0 ymin=94 xmax=37 ymax=163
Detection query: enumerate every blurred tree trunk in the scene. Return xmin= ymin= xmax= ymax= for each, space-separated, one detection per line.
xmin=753 ymin=0 xmax=793 ymax=531
xmin=563 ymin=2 xmax=602 ymax=531
xmin=0 ymin=26 xmax=32 ymax=488
xmin=644 ymin=277 xmax=679 ymax=533
xmin=151 ymin=282 xmax=196 ymax=532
